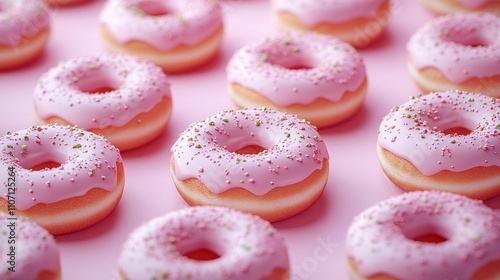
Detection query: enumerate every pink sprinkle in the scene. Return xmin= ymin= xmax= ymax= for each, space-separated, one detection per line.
xmin=198 ymin=167 xmax=204 ymax=173
xmin=101 ymin=176 xmax=106 ymax=180
xmin=45 ymin=181 xmax=51 ymax=187
xmin=249 ymin=178 xmax=255 ymax=183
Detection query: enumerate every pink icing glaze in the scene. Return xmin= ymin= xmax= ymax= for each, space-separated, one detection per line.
xmin=0 ymin=124 xmax=122 ymax=211
xmin=99 ymin=0 xmax=223 ymax=51
xmin=0 ymin=213 xmax=59 ymax=279
xmin=119 ymin=206 xmax=289 ymax=280
xmin=377 ymin=90 xmax=500 ymax=175
xmin=0 ymin=0 xmax=51 ymax=46
xmin=346 ymin=191 xmax=500 ymax=280
xmin=226 ymin=32 xmax=366 ymax=106
xmin=271 ymin=0 xmax=386 ymax=25
xmin=171 ymin=107 xmax=329 ymax=195
xmin=407 ymin=12 xmax=500 ymax=83
xmin=34 ymin=53 xmax=171 ymax=129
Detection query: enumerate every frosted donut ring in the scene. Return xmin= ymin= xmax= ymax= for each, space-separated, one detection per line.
xmin=118 ymin=206 xmax=290 ymax=280
xmin=270 ymin=0 xmax=391 ymax=48
xmin=377 ymin=90 xmax=500 ymax=200
xmin=418 ymin=0 xmax=500 ymax=15
xmin=0 ymin=0 xmax=51 ymax=70
xmin=346 ymin=191 xmax=500 ymax=280
xmin=170 ymin=107 xmax=330 ymax=222
xmin=34 ymin=53 xmax=172 ymax=152
xmin=227 ymin=32 xmax=367 ymax=128
xmin=0 ymin=213 xmax=60 ymax=280
xmin=0 ymin=124 xmax=124 ymax=235
xmin=407 ymin=12 xmax=500 ymax=97
xmin=99 ymin=0 xmax=224 ymax=73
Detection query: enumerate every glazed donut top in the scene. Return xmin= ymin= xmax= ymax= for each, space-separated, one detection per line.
xmin=34 ymin=53 xmax=171 ymax=129
xmin=119 ymin=206 xmax=289 ymax=280
xmin=99 ymin=0 xmax=223 ymax=51
xmin=346 ymin=191 xmax=500 ymax=280
xmin=407 ymin=12 xmax=500 ymax=83
xmin=171 ymin=107 xmax=329 ymax=195
xmin=377 ymin=90 xmax=500 ymax=175
xmin=0 ymin=124 xmax=122 ymax=211
xmin=0 ymin=0 xmax=51 ymax=46
xmin=271 ymin=0 xmax=387 ymax=25
xmin=0 ymin=213 xmax=59 ymax=280
xmin=226 ymin=32 xmax=366 ymax=106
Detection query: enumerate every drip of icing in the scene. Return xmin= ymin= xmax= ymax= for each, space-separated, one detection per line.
xmin=34 ymin=53 xmax=171 ymax=129
xmin=0 ymin=124 xmax=122 ymax=210
xmin=119 ymin=206 xmax=289 ymax=280
xmin=99 ymin=0 xmax=223 ymax=51
xmin=346 ymin=191 xmax=500 ymax=280
xmin=271 ymin=0 xmax=387 ymax=25
xmin=226 ymin=32 xmax=366 ymax=106
xmin=0 ymin=213 xmax=59 ymax=280
xmin=407 ymin=12 xmax=500 ymax=83
xmin=0 ymin=0 xmax=51 ymax=46
xmin=377 ymin=90 xmax=500 ymax=175
xmin=171 ymin=108 xmax=329 ymax=195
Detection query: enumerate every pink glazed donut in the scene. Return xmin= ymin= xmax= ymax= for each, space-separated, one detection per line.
xmin=34 ymin=53 xmax=172 ymax=152
xmin=0 ymin=0 xmax=51 ymax=70
xmin=99 ymin=0 xmax=224 ymax=73
xmin=270 ymin=0 xmax=391 ymax=48
xmin=227 ymin=32 xmax=367 ymax=128
xmin=170 ymin=107 xmax=330 ymax=222
xmin=118 ymin=206 xmax=290 ymax=280
xmin=0 ymin=213 xmax=60 ymax=280
xmin=346 ymin=191 xmax=500 ymax=280
xmin=377 ymin=90 xmax=500 ymax=200
xmin=407 ymin=12 xmax=500 ymax=97
xmin=419 ymin=0 xmax=500 ymax=14
xmin=0 ymin=124 xmax=125 ymax=235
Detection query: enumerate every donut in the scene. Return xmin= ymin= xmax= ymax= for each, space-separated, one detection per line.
xmin=406 ymin=12 xmax=500 ymax=98
xmin=0 ymin=213 xmax=60 ymax=280
xmin=33 ymin=53 xmax=173 ymax=152
xmin=0 ymin=0 xmax=51 ymax=71
xmin=226 ymin=32 xmax=367 ymax=128
xmin=419 ymin=0 xmax=500 ymax=15
xmin=99 ymin=0 xmax=224 ymax=73
xmin=170 ymin=107 xmax=330 ymax=222
xmin=118 ymin=206 xmax=290 ymax=280
xmin=377 ymin=90 xmax=500 ymax=200
xmin=0 ymin=124 xmax=125 ymax=235
xmin=270 ymin=0 xmax=391 ymax=48
xmin=345 ymin=191 xmax=500 ymax=280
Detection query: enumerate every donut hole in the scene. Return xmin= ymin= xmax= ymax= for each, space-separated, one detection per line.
xmin=401 ymin=220 xmax=450 ymax=244
xmin=135 ymin=1 xmax=173 ymax=17
xmin=183 ymin=248 xmax=221 ymax=261
xmin=77 ymin=76 xmax=121 ymax=94
xmin=234 ymin=144 xmax=267 ymax=155
xmin=18 ymin=160 xmax=62 ymax=171
xmin=177 ymin=239 xmax=223 ymax=262
xmin=430 ymin=112 xmax=474 ymax=136
xmin=411 ymin=233 xmax=448 ymax=243
xmin=447 ymin=33 xmax=491 ymax=48
xmin=266 ymin=53 xmax=317 ymax=70
xmin=442 ymin=127 xmax=472 ymax=136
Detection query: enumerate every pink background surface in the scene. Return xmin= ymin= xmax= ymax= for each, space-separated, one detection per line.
xmin=1 ymin=0 xmax=499 ymax=279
